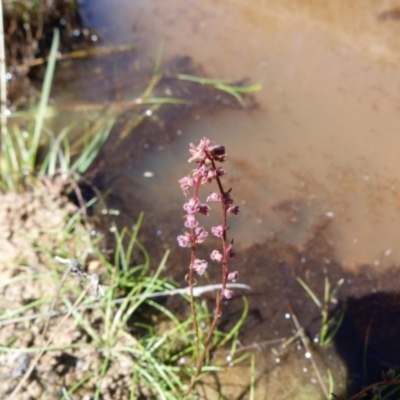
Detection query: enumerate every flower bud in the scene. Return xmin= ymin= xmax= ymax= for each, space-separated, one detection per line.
xmin=209 ymin=145 xmax=226 ymax=162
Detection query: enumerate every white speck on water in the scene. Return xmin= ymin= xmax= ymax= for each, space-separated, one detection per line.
xmin=313 ymin=337 xmax=319 ymax=343
xmin=326 ymin=211 xmax=334 ymax=218
xmin=303 ymin=367 xmax=308 ymax=373
xmin=275 ymin=358 xmax=280 ymax=364
xmin=109 ymin=226 xmax=117 ymax=233
xmin=91 ymin=34 xmax=98 ymax=42
xmin=384 ymin=248 xmax=392 ymax=256
xmin=143 ymin=171 xmax=154 ymax=178
xmin=145 ymin=109 xmax=152 ymax=116
xmin=305 ymin=352 xmax=311 ymax=359
xmin=284 ymin=313 xmax=290 ymax=319
xmin=5 ymin=72 xmax=12 ymax=81
xmin=226 ymin=355 xmax=232 ymax=363
xmin=5 ymin=109 xmax=11 ymax=116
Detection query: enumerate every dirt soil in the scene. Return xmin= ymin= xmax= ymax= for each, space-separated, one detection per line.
xmin=0 ymin=179 xmax=114 ymax=400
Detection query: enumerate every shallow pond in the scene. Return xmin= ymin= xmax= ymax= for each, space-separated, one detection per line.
xmin=62 ymin=1 xmax=400 ymax=398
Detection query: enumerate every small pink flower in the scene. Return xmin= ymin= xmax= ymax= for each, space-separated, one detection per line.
xmin=202 ymin=168 xmax=217 ymax=184
xmin=179 ymin=176 xmax=194 ymax=193
xmin=211 ymin=225 xmax=224 ymax=238
xmin=184 ymin=214 xmax=198 ymax=229
xmin=227 ymin=271 xmax=239 ymax=282
xmin=177 ymin=232 xmax=191 ymax=247
xmin=188 ymin=137 xmax=211 ymax=163
xmin=210 ymin=250 xmax=223 ymax=262
xmin=183 ymin=197 xmax=199 ymax=214
xmin=192 ymin=164 xmax=207 ymax=180
xmin=207 ymin=192 xmax=222 ymax=202
xmin=194 ymin=226 xmax=208 ymax=243
xmin=222 ymin=289 xmax=234 ymax=299
xmin=227 ymin=205 xmax=240 ymax=215
xmin=192 ymin=259 xmax=208 ymax=275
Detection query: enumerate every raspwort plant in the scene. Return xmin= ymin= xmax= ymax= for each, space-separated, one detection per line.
xmin=177 ymin=137 xmax=241 ymax=393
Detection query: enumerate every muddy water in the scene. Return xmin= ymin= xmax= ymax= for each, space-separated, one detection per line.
xmin=83 ymin=0 xmax=400 ymax=269
xmin=76 ymin=1 xmax=400 ymax=398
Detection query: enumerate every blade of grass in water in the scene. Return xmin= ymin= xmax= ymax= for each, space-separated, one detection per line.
xmin=30 ymin=28 xmax=60 ymax=173
xmin=176 ymin=73 xmax=261 ymax=107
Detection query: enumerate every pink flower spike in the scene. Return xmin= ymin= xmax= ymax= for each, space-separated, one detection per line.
xmin=227 ymin=271 xmax=239 ymax=282
xmin=207 ymin=192 xmax=222 ymax=202
xmin=192 ymin=259 xmax=208 ymax=275
xmin=211 ymin=225 xmax=224 ymax=238
xmin=222 ymin=289 xmax=234 ymax=299
xmin=210 ymin=250 xmax=223 ymax=262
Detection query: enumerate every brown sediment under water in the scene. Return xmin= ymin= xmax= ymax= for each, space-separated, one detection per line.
xmin=62 ymin=0 xmax=400 ymax=398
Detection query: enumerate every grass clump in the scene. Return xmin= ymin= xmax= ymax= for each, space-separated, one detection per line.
xmin=1 ymin=210 xmax=248 ymax=399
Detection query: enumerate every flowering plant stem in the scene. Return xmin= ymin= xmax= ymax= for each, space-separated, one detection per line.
xmin=177 ymin=138 xmax=240 ymax=396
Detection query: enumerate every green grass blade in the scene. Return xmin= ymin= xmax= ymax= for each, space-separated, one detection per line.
xmin=30 ymin=28 xmax=60 ymax=173
xmin=297 ymin=277 xmax=322 ymax=308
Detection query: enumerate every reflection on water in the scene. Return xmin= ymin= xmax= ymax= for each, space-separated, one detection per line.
xmin=73 ymin=0 xmax=400 ymax=398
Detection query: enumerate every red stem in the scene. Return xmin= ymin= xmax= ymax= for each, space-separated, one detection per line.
xmin=186 ymin=155 xmax=230 ymax=395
